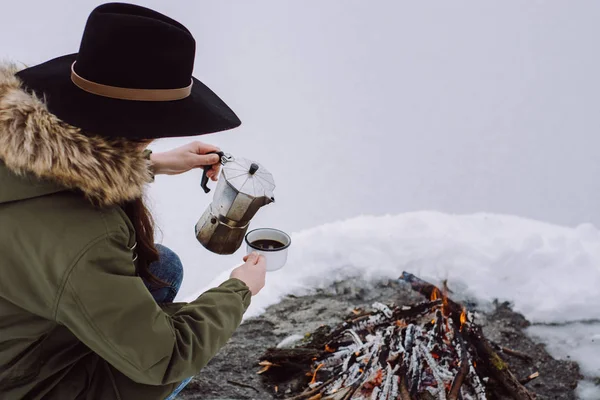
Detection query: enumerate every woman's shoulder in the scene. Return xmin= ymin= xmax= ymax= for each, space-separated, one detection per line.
xmin=25 ymin=191 xmax=134 ymax=249
xmin=0 ymin=191 xmax=136 ymax=293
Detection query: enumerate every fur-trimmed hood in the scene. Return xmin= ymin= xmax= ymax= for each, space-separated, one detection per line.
xmin=0 ymin=62 xmax=152 ymax=207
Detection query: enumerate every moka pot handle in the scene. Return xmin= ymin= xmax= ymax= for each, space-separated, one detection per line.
xmin=201 ymin=151 xmax=225 ymax=193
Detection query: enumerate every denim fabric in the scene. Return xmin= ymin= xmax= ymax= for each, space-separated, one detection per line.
xmin=164 ymin=377 xmax=193 ymax=400
xmin=144 ymin=244 xmax=184 ymax=303
xmin=141 ymin=244 xmax=191 ymax=399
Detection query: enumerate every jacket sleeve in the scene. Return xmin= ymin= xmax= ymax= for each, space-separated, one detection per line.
xmin=55 ymin=231 xmax=251 ymax=385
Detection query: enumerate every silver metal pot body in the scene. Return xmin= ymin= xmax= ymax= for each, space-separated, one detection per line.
xmin=195 ymin=156 xmax=275 ymax=254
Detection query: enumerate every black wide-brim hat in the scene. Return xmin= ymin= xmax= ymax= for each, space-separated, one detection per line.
xmin=16 ymin=3 xmax=241 ymax=139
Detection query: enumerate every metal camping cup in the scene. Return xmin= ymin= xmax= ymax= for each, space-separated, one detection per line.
xmin=195 ymin=152 xmax=275 ymax=255
xmin=245 ymin=228 xmax=291 ymax=271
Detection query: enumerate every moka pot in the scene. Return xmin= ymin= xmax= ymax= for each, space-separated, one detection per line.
xmin=195 ymin=152 xmax=275 ymax=255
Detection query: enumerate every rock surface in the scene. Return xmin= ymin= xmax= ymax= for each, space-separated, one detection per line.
xmin=179 ymin=279 xmax=581 ymax=400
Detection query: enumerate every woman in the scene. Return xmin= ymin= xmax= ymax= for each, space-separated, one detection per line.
xmin=0 ymin=3 xmax=266 ymax=399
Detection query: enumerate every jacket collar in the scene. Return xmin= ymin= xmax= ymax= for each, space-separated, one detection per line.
xmin=0 ymin=63 xmax=152 ymax=207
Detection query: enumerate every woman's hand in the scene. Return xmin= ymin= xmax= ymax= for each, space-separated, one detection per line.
xmin=230 ymin=252 xmax=267 ymax=296
xmin=150 ymin=141 xmax=222 ymax=180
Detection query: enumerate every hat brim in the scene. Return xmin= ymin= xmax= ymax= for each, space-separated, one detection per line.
xmin=16 ymin=54 xmax=241 ymax=139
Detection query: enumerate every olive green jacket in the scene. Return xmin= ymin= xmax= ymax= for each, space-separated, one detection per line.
xmin=0 ymin=63 xmax=251 ymax=399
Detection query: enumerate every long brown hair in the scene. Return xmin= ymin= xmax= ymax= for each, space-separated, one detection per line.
xmin=122 ymin=197 xmax=168 ymax=288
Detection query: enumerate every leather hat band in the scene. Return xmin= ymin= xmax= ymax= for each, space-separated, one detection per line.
xmin=70 ymin=62 xmax=193 ymax=101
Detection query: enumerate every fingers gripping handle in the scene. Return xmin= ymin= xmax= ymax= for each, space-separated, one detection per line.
xmin=201 ymin=151 xmax=225 ymax=193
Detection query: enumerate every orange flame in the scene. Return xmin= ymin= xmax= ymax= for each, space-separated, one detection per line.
xmin=430 ymin=287 xmax=440 ymax=301
xmin=373 ymin=370 xmax=384 ymax=385
xmin=442 ymin=285 xmax=450 ymax=317
xmin=460 ymin=307 xmax=467 ymax=331
xmin=325 ymin=344 xmax=335 ymax=353
xmin=309 ymin=363 xmax=324 ymax=385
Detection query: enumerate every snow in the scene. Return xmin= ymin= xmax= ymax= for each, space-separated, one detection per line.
xmin=183 ymin=212 xmax=600 ymax=397
xmin=276 ymin=335 xmax=305 ymax=349
xmin=528 ymin=322 xmax=600 ymax=398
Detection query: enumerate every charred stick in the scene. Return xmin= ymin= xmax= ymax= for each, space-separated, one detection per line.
xmin=399 ymin=375 xmax=414 ymax=400
xmin=489 ymin=340 xmax=533 ymax=363
xmin=398 ymin=272 xmax=463 ymax=323
xmin=499 ymin=346 xmax=534 ymax=363
xmin=350 ymin=314 xmax=373 ymax=324
xmin=325 ymin=325 xmax=353 ymax=343
xmin=341 ymin=384 xmax=360 ymax=400
xmin=467 ymin=364 xmax=488 ymax=400
xmin=390 ymin=375 xmax=400 ymax=400
xmin=341 ymin=351 xmax=377 ymax=399
xmin=321 ymin=388 xmax=350 ymax=400
xmin=399 ymin=271 xmax=439 ymax=298
xmin=226 ymin=379 xmax=259 ymax=393
xmin=392 ymin=299 xmax=443 ymax=320
xmin=323 ymin=312 xmax=384 ymax=343
xmin=448 ymin=326 xmax=469 ymax=400
xmin=283 ymin=378 xmax=335 ymax=400
xmin=408 ymin=344 xmax=423 ymax=395
xmin=379 ymin=363 xmax=398 ymax=399
xmin=434 ymin=310 xmax=445 ymax=339
xmin=262 ymin=347 xmax=323 ymax=366
xmin=519 ymin=371 xmax=540 ymax=385
xmin=466 ymin=327 xmax=535 ymax=400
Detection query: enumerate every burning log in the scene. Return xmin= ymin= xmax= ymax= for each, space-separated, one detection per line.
xmin=447 ymin=325 xmax=468 ymax=400
xmin=398 ymin=272 xmax=463 ymax=324
xmin=398 ymin=376 xmax=411 ymax=400
xmin=465 ymin=327 xmax=536 ymax=400
xmin=259 ymin=273 xmax=537 ymax=400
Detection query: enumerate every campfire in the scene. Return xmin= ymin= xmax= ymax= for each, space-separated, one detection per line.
xmin=258 ymin=272 xmax=539 ymax=400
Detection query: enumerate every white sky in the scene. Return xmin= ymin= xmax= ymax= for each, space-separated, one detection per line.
xmin=3 ymin=1 xmax=600 ymax=287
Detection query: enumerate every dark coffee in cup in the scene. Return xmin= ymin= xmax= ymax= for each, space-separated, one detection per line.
xmin=245 ymin=228 xmax=291 ymax=271
xmin=250 ymin=239 xmax=285 ymax=250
